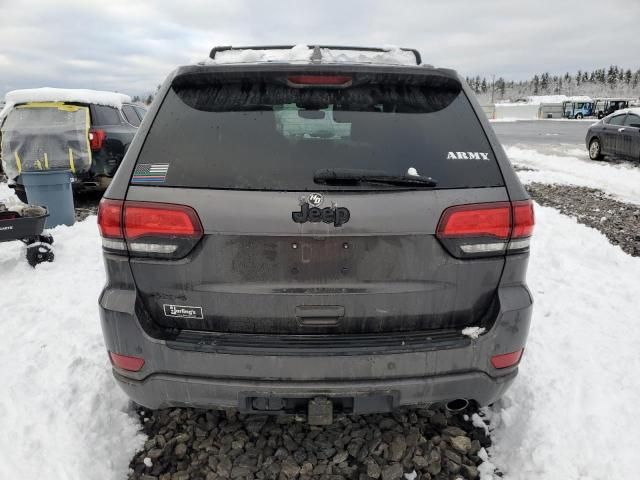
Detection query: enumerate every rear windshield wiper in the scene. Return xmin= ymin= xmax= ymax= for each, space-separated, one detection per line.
xmin=314 ymin=168 xmax=438 ymax=188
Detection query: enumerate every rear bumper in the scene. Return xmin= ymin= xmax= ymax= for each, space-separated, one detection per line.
xmin=114 ymin=369 xmax=517 ymax=413
xmin=99 ymin=284 xmax=532 ymax=412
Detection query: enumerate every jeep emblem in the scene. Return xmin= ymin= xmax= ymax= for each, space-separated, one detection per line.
xmin=292 ymin=203 xmax=350 ymax=227
xmin=307 ymin=193 xmax=324 ymax=206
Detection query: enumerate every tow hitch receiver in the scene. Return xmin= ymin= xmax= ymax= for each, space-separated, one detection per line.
xmin=308 ymin=396 xmax=333 ymax=425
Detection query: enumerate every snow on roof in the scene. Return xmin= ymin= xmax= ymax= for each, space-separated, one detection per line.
xmin=1 ymin=87 xmax=131 ymax=120
xmin=206 ymin=45 xmax=420 ymax=66
xmin=595 ymin=97 xmax=635 ymax=101
xmin=318 ymin=47 xmax=418 ymax=66
xmin=209 ymin=44 xmax=312 ymax=64
xmin=565 ymin=95 xmax=593 ymax=102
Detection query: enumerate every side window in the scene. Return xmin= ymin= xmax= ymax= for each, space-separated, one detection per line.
xmin=122 ymin=105 xmax=141 ymax=127
xmin=623 ymin=114 xmax=640 ymax=128
xmin=608 ymin=114 xmax=626 ymax=126
xmin=92 ymin=105 xmax=121 ymax=126
xmin=134 ymin=106 xmax=147 ymax=121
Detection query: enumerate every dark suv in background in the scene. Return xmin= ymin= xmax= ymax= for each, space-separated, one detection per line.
xmin=0 ymin=90 xmax=146 ymax=201
xmin=98 ymin=45 xmax=534 ymax=422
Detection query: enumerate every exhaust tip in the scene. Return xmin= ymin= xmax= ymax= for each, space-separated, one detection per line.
xmin=445 ymin=398 xmax=469 ymax=413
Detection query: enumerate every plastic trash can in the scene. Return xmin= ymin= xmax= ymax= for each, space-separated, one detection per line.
xmin=21 ymin=170 xmax=75 ymax=228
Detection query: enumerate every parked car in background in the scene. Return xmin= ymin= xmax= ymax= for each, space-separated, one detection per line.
xmin=586 ymin=108 xmax=640 ymax=161
xmin=0 ymin=88 xmax=144 ymax=202
xmin=563 ymin=100 xmax=594 ymax=119
xmin=593 ymin=98 xmax=632 ymax=119
xmin=98 ymin=45 xmax=534 ymax=421
xmin=121 ymin=103 xmax=147 ymax=128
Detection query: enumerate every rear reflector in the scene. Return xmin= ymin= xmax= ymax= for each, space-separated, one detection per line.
xmin=288 ymin=75 xmax=352 ymax=86
xmin=491 ymin=349 xmax=524 ymax=369
xmin=436 ymin=200 xmax=534 ymax=258
xmin=109 ymin=352 xmax=145 ymax=372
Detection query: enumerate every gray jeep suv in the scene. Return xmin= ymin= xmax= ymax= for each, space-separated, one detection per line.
xmin=98 ymin=46 xmax=534 ymax=421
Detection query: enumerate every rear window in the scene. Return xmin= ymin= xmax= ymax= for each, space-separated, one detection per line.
xmin=134 ymin=78 xmax=503 ymax=190
xmin=92 ymin=105 xmax=121 ymax=126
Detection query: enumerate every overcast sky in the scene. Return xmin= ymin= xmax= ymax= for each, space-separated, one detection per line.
xmin=0 ymin=0 xmax=638 ymax=97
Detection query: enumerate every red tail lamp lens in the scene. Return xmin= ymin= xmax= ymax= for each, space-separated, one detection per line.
xmin=89 ymin=128 xmax=106 ymax=151
xmin=109 ymin=352 xmax=145 ymax=372
xmin=437 ymin=202 xmax=512 ymax=240
xmin=97 ymin=198 xmax=124 ymax=239
xmin=124 ymin=202 xmax=203 ymax=240
xmin=491 ymin=349 xmax=524 ymax=369
xmin=512 ymin=200 xmax=535 ymax=238
xmin=98 ymin=200 xmax=203 ymax=258
xmin=436 ymin=200 xmax=535 ymax=258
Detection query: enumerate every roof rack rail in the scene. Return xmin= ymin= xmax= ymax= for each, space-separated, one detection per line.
xmin=209 ymin=45 xmax=422 ymax=65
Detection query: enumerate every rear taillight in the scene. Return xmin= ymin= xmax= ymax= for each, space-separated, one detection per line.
xmin=288 ymin=75 xmax=352 ymax=87
xmin=109 ymin=352 xmax=145 ymax=372
xmin=436 ymin=200 xmax=535 ymax=258
xmin=511 ymin=200 xmax=535 ymax=238
xmin=491 ymin=348 xmax=524 ymax=369
xmin=89 ymin=128 xmax=106 ymax=151
xmin=97 ymin=199 xmax=203 ymax=258
xmin=97 ymin=198 xmax=126 ymax=251
xmin=124 ymin=202 xmax=203 ymax=257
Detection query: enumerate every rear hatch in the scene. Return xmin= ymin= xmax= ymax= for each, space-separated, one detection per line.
xmin=113 ymin=67 xmax=517 ymax=335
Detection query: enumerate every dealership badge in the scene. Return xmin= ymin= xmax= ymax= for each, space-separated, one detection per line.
xmin=163 ymin=304 xmax=203 ymax=319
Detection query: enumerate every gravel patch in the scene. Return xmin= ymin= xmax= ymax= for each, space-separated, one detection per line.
xmin=128 ymin=405 xmax=493 ymax=480
xmin=526 ymin=182 xmax=640 ymax=257
xmin=512 ymin=165 xmax=537 ymax=172
xmin=73 ymin=191 xmax=101 ymax=221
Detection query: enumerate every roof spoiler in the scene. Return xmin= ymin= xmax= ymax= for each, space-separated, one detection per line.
xmin=209 ymin=45 xmax=422 ymax=65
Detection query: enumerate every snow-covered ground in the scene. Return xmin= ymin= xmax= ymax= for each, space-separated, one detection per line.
xmin=1 ymin=140 xmax=639 ymax=478
xmin=0 ymin=183 xmax=144 ymax=480
xmin=490 ymin=118 xmax=596 ymax=123
xmin=481 ymin=205 xmax=640 ymax=479
xmin=507 ymin=145 xmax=640 ymax=205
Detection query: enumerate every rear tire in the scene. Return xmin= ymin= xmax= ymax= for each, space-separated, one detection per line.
xmin=575 ymin=113 xmax=583 ymax=119
xmin=589 ymin=138 xmax=603 ymax=160
xmin=26 ymin=243 xmax=54 ymax=267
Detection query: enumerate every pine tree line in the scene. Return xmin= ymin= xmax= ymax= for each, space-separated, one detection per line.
xmin=131 ymin=94 xmax=154 ymax=105
xmin=467 ymin=66 xmax=640 ymax=103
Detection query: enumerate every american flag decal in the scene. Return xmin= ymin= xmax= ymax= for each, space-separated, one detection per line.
xmin=132 ymin=163 xmax=169 ymax=183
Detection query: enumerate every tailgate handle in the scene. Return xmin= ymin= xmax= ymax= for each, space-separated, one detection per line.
xmin=296 ymin=305 xmax=344 ymax=326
